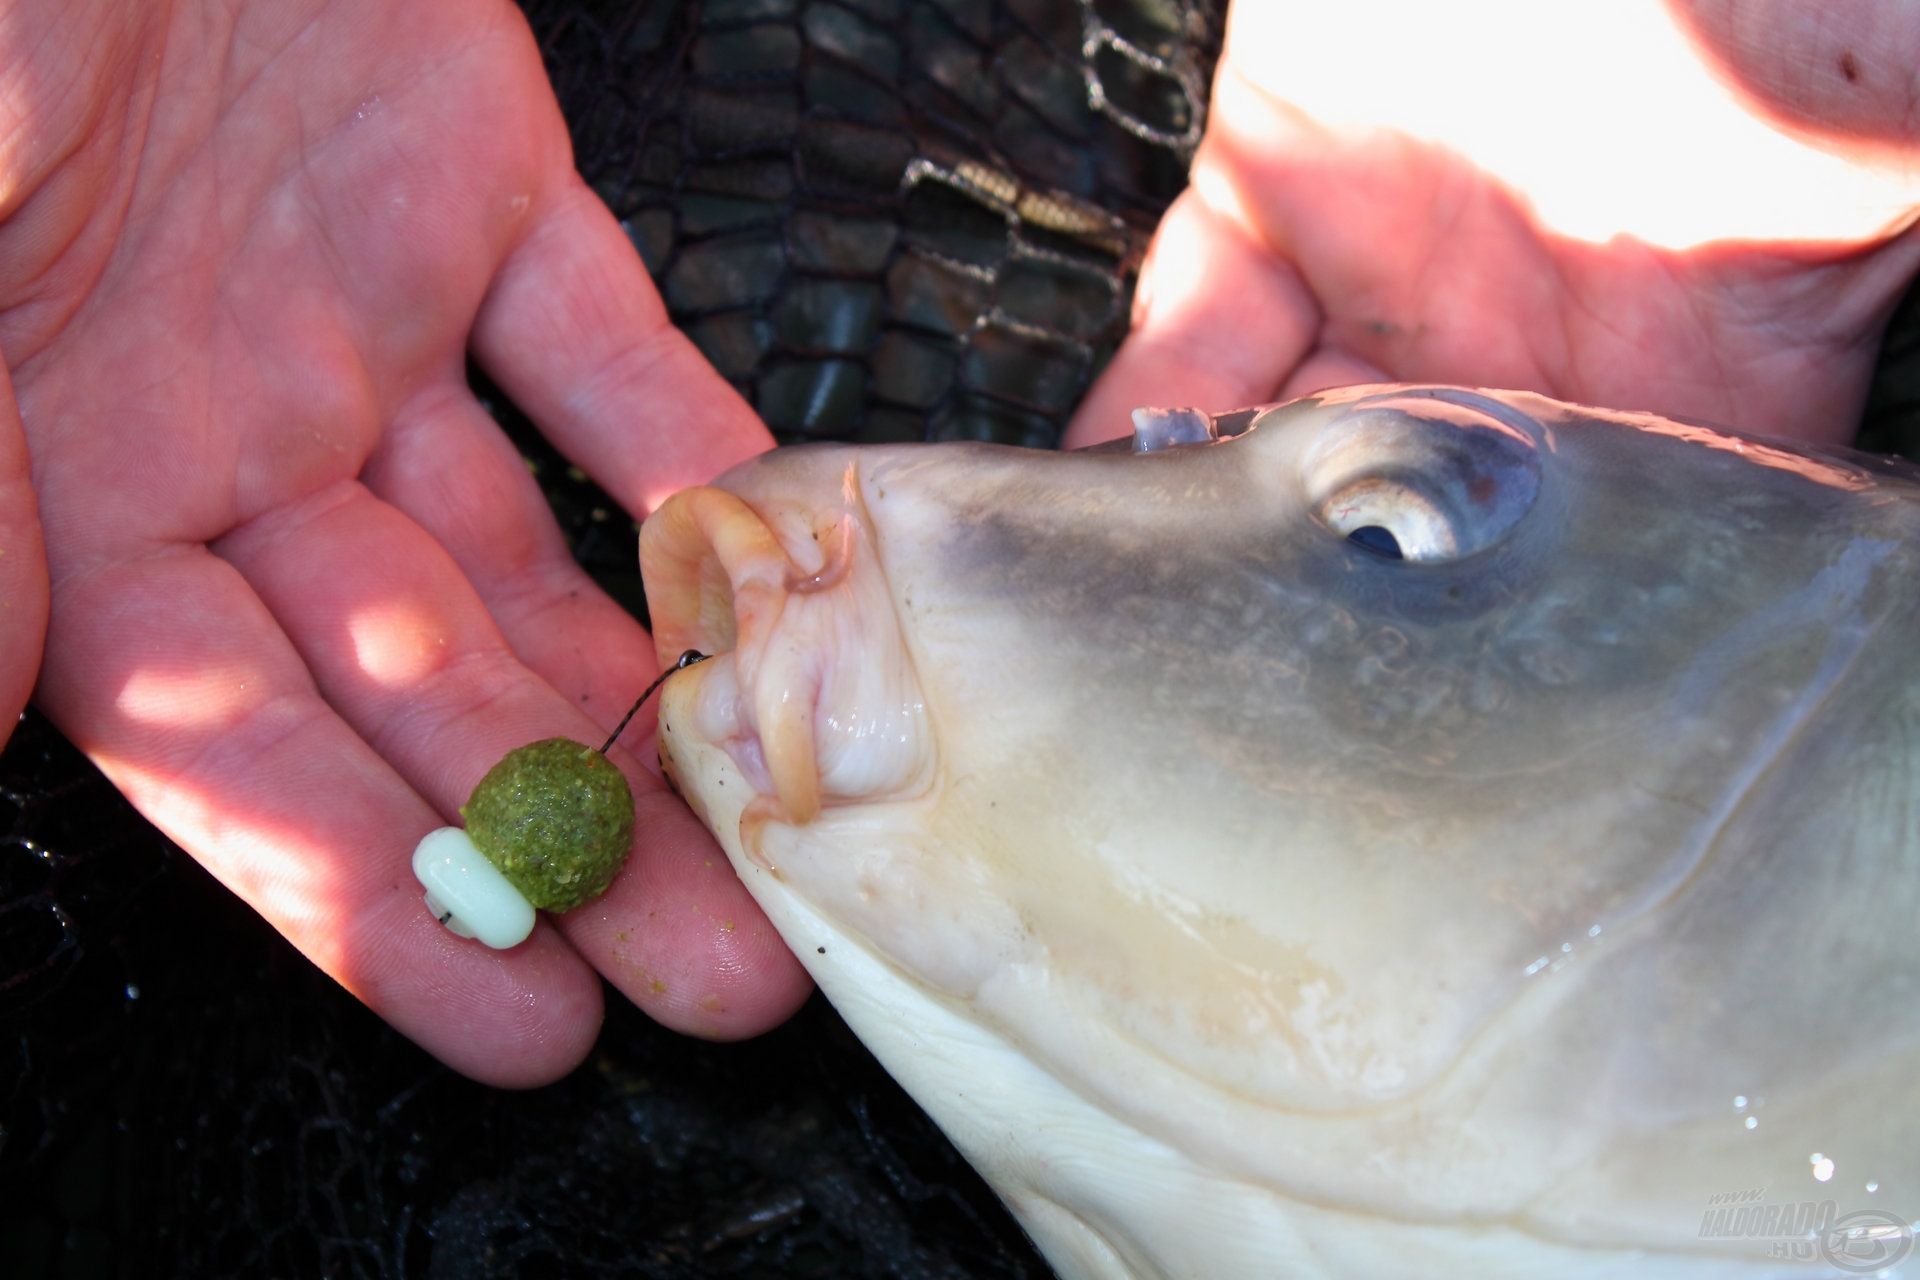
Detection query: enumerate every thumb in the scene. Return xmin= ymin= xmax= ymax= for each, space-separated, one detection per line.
xmin=1668 ymin=0 xmax=1920 ymax=163
xmin=1064 ymin=187 xmax=1318 ymax=449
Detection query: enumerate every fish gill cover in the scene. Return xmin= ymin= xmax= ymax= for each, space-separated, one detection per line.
xmin=0 ymin=1 xmax=1222 ymax=1275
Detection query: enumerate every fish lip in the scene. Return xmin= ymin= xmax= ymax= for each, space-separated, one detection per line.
xmin=640 ymin=462 xmax=933 ymax=827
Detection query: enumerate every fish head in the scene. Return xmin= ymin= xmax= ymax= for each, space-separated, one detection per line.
xmin=641 ymin=386 xmax=1920 ymax=1275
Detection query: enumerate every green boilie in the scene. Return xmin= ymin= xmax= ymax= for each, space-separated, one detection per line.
xmin=461 ymin=737 xmax=635 ymax=912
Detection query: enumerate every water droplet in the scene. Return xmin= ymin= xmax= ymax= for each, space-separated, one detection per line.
xmin=1560 ymin=942 xmax=1573 ymax=953
xmin=1744 ymin=1116 xmax=1758 ymax=1130
xmin=1812 ymin=1156 xmax=1835 ymax=1183
xmin=1524 ymin=955 xmax=1550 ymax=976
xmin=124 ymin=983 xmax=139 ymax=1000
xmin=1866 ymin=1181 xmax=1879 ymax=1194
xmin=1733 ymin=1095 xmax=1748 ymax=1110
xmin=1587 ymin=923 xmax=1602 ymax=937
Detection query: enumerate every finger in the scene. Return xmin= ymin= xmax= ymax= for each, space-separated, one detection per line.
xmin=38 ymin=543 xmax=603 ymax=1087
xmin=1668 ymin=0 xmax=1920 ymax=158
xmin=471 ymin=176 xmax=772 ymax=515
xmin=1064 ymin=186 xmax=1320 ymax=449
xmin=220 ymin=462 xmax=809 ymax=1038
xmin=1198 ymin=69 xmax=1569 ymax=392
xmin=360 ymin=382 xmax=654 ymax=737
xmin=1277 ymin=348 xmax=1390 ymax=401
xmin=0 ymin=365 xmax=47 ymax=743
xmin=363 ymin=385 xmax=811 ymax=1033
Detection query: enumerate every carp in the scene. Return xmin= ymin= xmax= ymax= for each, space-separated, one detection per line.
xmin=642 ymin=386 xmax=1920 ymax=1279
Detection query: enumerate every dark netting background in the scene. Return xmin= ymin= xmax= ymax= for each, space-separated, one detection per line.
xmin=0 ymin=1 xmax=1223 ymax=1277
xmin=5 ymin=1 xmax=1920 ymax=1277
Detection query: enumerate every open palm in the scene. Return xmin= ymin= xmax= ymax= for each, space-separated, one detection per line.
xmin=1070 ymin=0 xmax=1920 ymax=448
xmin=4 ymin=0 xmax=809 ymax=1084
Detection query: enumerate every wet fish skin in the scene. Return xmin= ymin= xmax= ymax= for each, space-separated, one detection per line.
xmin=644 ymin=386 xmax=1920 ymax=1279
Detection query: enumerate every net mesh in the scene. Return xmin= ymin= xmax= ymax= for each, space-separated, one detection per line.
xmin=540 ymin=0 xmax=1209 ymax=450
xmin=0 ymin=0 xmax=1222 ymax=1274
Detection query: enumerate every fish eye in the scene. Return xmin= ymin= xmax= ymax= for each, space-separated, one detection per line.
xmin=1344 ymin=523 xmax=1405 ymax=559
xmin=1320 ymin=480 xmax=1452 ymax=561
xmin=1302 ymin=393 xmax=1542 ymax=564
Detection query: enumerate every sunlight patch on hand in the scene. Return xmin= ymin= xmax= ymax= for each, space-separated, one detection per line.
xmin=1226 ymin=0 xmax=1920 ymax=248
xmin=347 ymin=598 xmax=453 ymax=689
xmin=115 ymin=659 xmax=272 ymax=728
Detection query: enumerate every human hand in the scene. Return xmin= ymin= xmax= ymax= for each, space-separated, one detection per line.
xmin=0 ymin=372 xmax=47 ymax=749
xmin=1069 ymin=0 xmax=1920 ymax=448
xmin=2 ymin=0 xmax=809 ymax=1084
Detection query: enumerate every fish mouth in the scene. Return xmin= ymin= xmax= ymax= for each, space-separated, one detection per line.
xmin=640 ymin=460 xmax=933 ymax=828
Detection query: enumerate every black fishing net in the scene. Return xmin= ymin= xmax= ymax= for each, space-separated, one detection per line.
xmin=1860 ymin=282 xmax=1920 ymax=458
xmin=1 ymin=1 xmax=1223 ymax=1275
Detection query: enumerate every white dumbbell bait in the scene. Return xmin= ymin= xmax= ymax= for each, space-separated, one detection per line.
xmin=412 ymin=825 xmax=537 ymax=949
